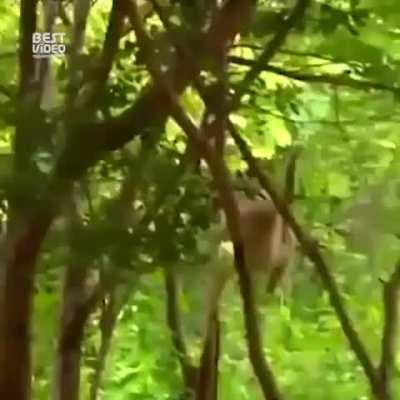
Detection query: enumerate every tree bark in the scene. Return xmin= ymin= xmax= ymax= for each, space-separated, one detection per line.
xmin=164 ymin=270 xmax=198 ymax=396
xmin=89 ymin=292 xmax=118 ymax=400
xmin=0 ymin=215 xmax=53 ymax=399
xmin=54 ymin=265 xmax=99 ymax=400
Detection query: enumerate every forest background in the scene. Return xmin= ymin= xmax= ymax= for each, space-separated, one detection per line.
xmin=1 ymin=1 xmax=400 ymax=400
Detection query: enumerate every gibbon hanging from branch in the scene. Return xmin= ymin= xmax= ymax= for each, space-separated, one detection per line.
xmin=196 ymin=149 xmax=299 ymax=400
xmin=205 ymin=149 xmax=299 ymax=317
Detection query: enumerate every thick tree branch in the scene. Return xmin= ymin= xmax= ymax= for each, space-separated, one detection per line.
xmin=148 ymin=3 xmax=315 ymax=397
xmin=251 ymin=109 xmax=400 ymax=127
xmin=57 ymin=0 xmax=254 ymax=180
xmin=56 ymin=265 xmax=102 ymax=400
xmin=228 ymin=122 xmax=381 ymax=397
xmin=54 ymin=11 xmax=107 ymax=394
xmin=284 ymin=148 xmax=300 ymax=205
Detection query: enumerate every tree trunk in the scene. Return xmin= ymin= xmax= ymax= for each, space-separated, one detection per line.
xmin=89 ymin=292 xmax=118 ymax=400
xmin=0 ymin=216 xmax=53 ymax=400
xmin=54 ymin=265 xmax=98 ymax=400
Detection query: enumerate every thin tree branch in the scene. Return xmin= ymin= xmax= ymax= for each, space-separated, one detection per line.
xmin=18 ymin=0 xmax=38 ymax=97
xmin=233 ymin=44 xmax=341 ymax=63
xmin=195 ymin=28 xmax=229 ymax=400
xmin=82 ymin=0 xmax=125 ymax=110
xmin=378 ymin=259 xmax=400 ymax=400
xmin=255 ymin=109 xmax=400 ymax=127
xmin=164 ymin=270 xmax=198 ymax=395
xmin=59 ymin=1 xmax=72 ymax=26
xmin=234 ymin=0 xmax=309 ymax=101
xmin=149 ymin=4 xmax=315 ymax=396
xmin=196 ymin=309 xmax=220 ymax=400
xmin=83 ymin=148 xmax=149 ymax=399
xmin=230 ymin=56 xmax=400 ymax=95
xmin=228 ymin=122 xmax=381 ymax=397
xmin=0 ymin=0 xmax=39 ymax=396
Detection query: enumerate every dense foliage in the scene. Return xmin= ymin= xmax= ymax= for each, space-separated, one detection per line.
xmin=0 ymin=1 xmax=400 ymax=400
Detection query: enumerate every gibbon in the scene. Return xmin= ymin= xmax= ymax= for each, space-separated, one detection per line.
xmin=202 ymin=193 xmax=297 ymax=332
